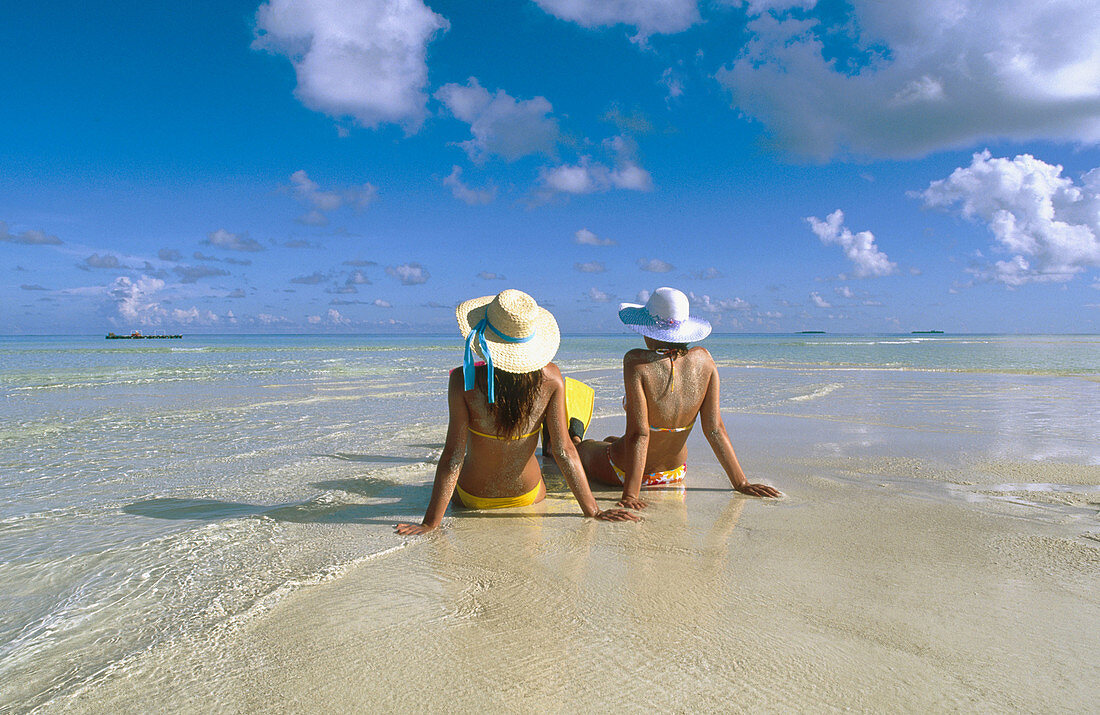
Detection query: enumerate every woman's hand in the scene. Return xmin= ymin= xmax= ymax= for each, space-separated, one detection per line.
xmin=593 ymin=508 xmax=642 ymax=522
xmin=394 ymin=522 xmax=436 ymax=535
xmin=735 ymin=482 xmax=783 ymax=498
xmin=616 ymin=495 xmax=648 ymax=510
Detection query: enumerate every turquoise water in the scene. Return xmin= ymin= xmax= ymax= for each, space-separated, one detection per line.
xmin=1 ymin=333 xmax=1098 ymax=710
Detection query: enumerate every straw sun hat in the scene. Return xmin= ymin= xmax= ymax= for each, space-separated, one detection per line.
xmin=618 ymin=286 xmax=712 ymax=343
xmin=456 ymin=289 xmax=560 ymax=374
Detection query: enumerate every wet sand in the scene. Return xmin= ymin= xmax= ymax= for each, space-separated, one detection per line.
xmin=53 ymin=411 xmax=1099 ymax=713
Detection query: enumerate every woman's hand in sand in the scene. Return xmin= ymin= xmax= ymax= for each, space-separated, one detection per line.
xmin=593 ymin=508 xmax=641 ymax=522
xmin=734 ymin=482 xmax=783 ymax=498
xmin=394 ymin=522 xmax=436 ymax=536
xmin=616 ymin=495 xmax=648 ymax=510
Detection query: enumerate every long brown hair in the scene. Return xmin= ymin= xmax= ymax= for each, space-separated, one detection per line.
xmin=473 ymin=365 xmax=544 ymax=438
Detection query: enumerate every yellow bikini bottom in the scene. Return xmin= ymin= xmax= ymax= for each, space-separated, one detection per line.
xmin=455 ymin=481 xmax=543 ymax=509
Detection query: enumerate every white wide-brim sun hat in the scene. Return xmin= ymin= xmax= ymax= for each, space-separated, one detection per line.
xmin=618 ymin=286 xmax=712 ymax=343
xmin=456 ymin=289 xmax=560 ymax=374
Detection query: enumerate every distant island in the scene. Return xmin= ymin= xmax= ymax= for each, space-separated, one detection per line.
xmin=799 ymin=330 xmax=826 ymax=334
xmin=106 ymin=331 xmax=182 ymax=340
xmin=911 ymin=330 xmax=944 ymax=334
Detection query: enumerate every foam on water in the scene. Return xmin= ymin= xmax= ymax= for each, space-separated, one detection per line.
xmin=1 ymin=333 xmax=1098 ymax=709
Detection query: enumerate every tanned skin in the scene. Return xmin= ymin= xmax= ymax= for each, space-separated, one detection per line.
xmin=577 ymin=337 xmax=782 ymax=509
xmin=396 ymin=364 xmax=639 ymax=535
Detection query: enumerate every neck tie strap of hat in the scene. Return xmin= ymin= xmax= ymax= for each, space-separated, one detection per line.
xmin=654 ymin=347 xmax=682 ymax=392
xmin=464 ymin=317 xmax=535 ymax=404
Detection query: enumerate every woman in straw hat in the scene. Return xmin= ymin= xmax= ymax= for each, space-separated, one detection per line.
xmin=396 ymin=289 xmax=639 ymax=535
xmin=576 ymin=287 xmax=781 ymax=509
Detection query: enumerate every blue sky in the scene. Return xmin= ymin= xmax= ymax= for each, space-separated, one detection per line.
xmin=4 ymin=0 xmax=1100 ymax=334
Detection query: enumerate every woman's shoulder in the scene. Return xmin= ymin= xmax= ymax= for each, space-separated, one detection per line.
xmin=541 ymin=362 xmax=565 ymax=385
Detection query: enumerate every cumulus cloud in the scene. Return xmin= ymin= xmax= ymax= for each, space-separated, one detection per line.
xmin=373 ymin=299 xmax=393 ymax=308
xmin=638 ymin=258 xmax=674 ymax=272
xmin=443 ymin=166 xmax=496 ymax=205
xmin=174 ymin=265 xmax=230 ymax=283
xmin=810 ymin=291 xmax=831 ymax=308
xmin=574 ymin=228 xmax=615 ymax=246
xmin=693 ymin=267 xmax=722 ymax=280
xmin=158 ymin=248 xmax=182 ymax=262
xmin=538 ymin=137 xmax=653 ymax=197
xmin=477 ymin=271 xmax=505 ymax=280
xmin=386 ymin=262 xmax=429 ymax=285
xmin=171 ymin=307 xmax=220 ymax=325
xmin=587 ymin=287 xmax=613 ymax=302
xmin=716 ymin=1 xmax=1100 ymax=159
xmin=807 ymin=210 xmax=897 ymax=278
xmin=689 ymin=292 xmax=753 ymax=314
xmin=289 ymin=170 xmax=377 ymax=225
xmin=346 ymin=269 xmax=371 ymax=285
xmin=204 ymin=229 xmax=264 ymax=252
xmin=110 ymin=275 xmax=167 ymax=324
xmin=835 ymin=286 xmax=855 ymax=299
xmin=291 ymin=271 xmax=329 ymax=284
xmin=532 ymin=0 xmax=700 ymax=38
xmin=435 ymin=79 xmax=559 ymax=162
xmin=84 ymin=253 xmax=122 ymax=270
xmin=918 ymin=150 xmax=1100 ymax=285
xmin=575 ymin=261 xmax=606 ymax=273
xmin=253 ymin=0 xmax=448 ymax=130
xmin=0 ymin=221 xmax=62 ymax=245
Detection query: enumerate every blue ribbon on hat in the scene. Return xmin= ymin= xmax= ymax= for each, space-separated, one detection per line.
xmin=464 ymin=317 xmax=535 ymax=403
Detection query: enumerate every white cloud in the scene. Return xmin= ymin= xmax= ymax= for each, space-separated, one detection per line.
xmin=587 ymin=287 xmax=613 ymax=302
xmin=1 ymin=221 xmax=62 ymax=245
xmin=171 ymin=307 xmax=220 ymax=325
xmin=291 ymin=271 xmax=328 ymax=285
xmin=716 ymin=2 xmax=1100 ymax=159
xmin=807 ymin=210 xmax=897 ymax=278
xmin=205 ymin=229 xmax=264 ymax=252
xmin=918 ymin=151 xmax=1100 ymax=285
xmin=689 ymin=292 xmax=752 ymax=314
xmin=174 ymin=265 xmax=230 ymax=283
xmin=477 ymin=271 xmax=505 ymax=280
xmin=289 ymin=170 xmax=376 ymax=224
xmin=538 ymin=137 xmax=653 ymax=196
xmin=638 ymin=258 xmax=674 ymax=273
xmin=810 ymin=291 xmax=831 ymax=308
xmin=435 ymin=78 xmax=559 ymax=162
xmin=110 ymin=275 xmax=167 ymax=325
xmin=253 ymin=0 xmax=448 ymax=130
xmin=575 ymin=261 xmax=606 ymax=273
xmin=443 ymin=166 xmax=496 ymax=205
xmin=373 ymin=299 xmax=393 ymax=308
xmin=835 ymin=286 xmax=855 ymax=299
xmin=635 ymin=289 xmax=651 ymax=304
xmin=693 ymin=267 xmax=722 ymax=279
xmin=574 ymin=228 xmax=615 ymax=246
xmin=386 ymin=262 xmax=429 ymax=285
xmin=532 ymin=0 xmax=701 ymax=38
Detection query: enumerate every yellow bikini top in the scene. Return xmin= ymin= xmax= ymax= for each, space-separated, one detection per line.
xmin=467 ymin=426 xmax=541 ymax=441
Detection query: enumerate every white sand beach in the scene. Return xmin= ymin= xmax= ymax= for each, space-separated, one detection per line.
xmin=51 ymin=408 xmax=1099 ymax=713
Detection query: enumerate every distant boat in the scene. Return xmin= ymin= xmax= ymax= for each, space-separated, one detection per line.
xmin=799 ymin=330 xmax=826 ymax=334
xmin=105 ymin=331 xmax=182 ymax=339
xmin=910 ymin=330 xmax=944 ymax=334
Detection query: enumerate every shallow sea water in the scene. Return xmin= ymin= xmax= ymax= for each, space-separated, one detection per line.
xmin=1 ymin=333 xmax=1098 ymax=711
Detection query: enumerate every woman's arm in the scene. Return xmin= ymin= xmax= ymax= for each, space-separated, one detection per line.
xmin=545 ymin=366 xmax=639 ymax=522
xmin=699 ymin=360 xmax=782 ymax=498
xmin=617 ymin=357 xmax=650 ymax=509
xmin=395 ymin=370 xmax=470 ymax=535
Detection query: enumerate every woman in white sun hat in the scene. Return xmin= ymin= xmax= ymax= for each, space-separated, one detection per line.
xmin=396 ymin=289 xmax=638 ymax=535
xmin=577 ymin=287 xmax=781 ymax=509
